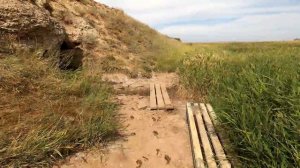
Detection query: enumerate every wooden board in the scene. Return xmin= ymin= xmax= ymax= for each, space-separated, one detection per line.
xmin=161 ymin=84 xmax=174 ymax=110
xmin=155 ymin=84 xmax=165 ymax=110
xmin=149 ymin=83 xmax=174 ymax=111
xmin=206 ymin=104 xmax=218 ymax=124
xmin=186 ymin=103 xmax=205 ymax=168
xmin=149 ymin=83 xmax=157 ymax=110
xmin=193 ymin=103 xmax=218 ymax=168
xmin=200 ymin=103 xmax=231 ymax=168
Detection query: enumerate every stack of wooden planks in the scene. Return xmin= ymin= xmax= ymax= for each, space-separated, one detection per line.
xmin=150 ymin=83 xmax=174 ymax=110
xmin=186 ymin=103 xmax=231 ymax=168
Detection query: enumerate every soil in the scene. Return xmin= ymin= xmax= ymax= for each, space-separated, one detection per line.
xmin=56 ymin=73 xmax=193 ymax=168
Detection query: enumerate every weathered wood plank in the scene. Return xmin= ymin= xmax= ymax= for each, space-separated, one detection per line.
xmin=187 ymin=103 xmax=205 ymax=168
xmin=161 ymin=84 xmax=174 ymax=110
xmin=149 ymin=83 xmax=157 ymax=110
xmin=155 ymin=84 xmax=165 ymax=110
xmin=200 ymin=103 xmax=231 ymax=168
xmin=206 ymin=104 xmax=218 ymax=124
xmin=193 ymin=103 xmax=218 ymax=168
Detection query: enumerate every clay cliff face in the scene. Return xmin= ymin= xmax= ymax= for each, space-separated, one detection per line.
xmin=0 ymin=0 xmax=65 ymax=55
xmin=0 ymin=0 xmax=90 ymax=69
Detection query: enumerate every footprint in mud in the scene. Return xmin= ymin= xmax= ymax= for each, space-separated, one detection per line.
xmin=156 ymin=149 xmax=160 ymax=156
xmin=152 ymin=116 xmax=161 ymax=122
xmin=142 ymin=156 xmax=149 ymax=161
xmin=164 ymin=155 xmax=171 ymax=164
xmin=136 ymin=159 xmax=143 ymax=168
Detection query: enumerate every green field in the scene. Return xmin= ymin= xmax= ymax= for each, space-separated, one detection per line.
xmin=175 ymin=42 xmax=300 ymax=167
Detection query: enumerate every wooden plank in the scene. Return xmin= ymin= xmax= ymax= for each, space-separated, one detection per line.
xmin=206 ymin=104 xmax=218 ymax=124
xmin=149 ymin=83 xmax=157 ymax=110
xmin=186 ymin=103 xmax=205 ymax=168
xmin=193 ymin=103 xmax=218 ymax=168
xmin=155 ymin=84 xmax=165 ymax=110
xmin=160 ymin=84 xmax=174 ymax=110
xmin=200 ymin=103 xmax=231 ymax=168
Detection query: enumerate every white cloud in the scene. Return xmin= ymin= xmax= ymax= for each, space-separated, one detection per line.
xmin=97 ymin=0 xmax=300 ymax=42
xmin=161 ymin=13 xmax=300 ymax=42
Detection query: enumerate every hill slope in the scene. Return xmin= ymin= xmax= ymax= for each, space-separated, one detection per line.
xmin=47 ymin=0 xmax=184 ymax=74
xmin=0 ymin=0 xmax=185 ymax=167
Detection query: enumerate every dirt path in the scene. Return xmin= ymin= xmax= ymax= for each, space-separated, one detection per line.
xmin=57 ymin=73 xmax=193 ymax=168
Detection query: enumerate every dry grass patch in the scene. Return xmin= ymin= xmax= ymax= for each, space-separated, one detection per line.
xmin=0 ymin=51 xmax=118 ymax=167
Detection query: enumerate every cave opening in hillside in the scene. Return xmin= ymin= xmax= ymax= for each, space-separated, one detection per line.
xmin=59 ymin=39 xmax=83 ymax=70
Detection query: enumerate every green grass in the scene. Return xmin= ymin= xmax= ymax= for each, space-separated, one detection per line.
xmin=178 ymin=42 xmax=300 ymax=167
xmin=150 ymin=36 xmax=193 ymax=72
xmin=0 ymin=52 xmax=118 ymax=167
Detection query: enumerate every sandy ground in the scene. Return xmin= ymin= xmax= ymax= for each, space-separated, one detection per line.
xmin=56 ymin=73 xmax=193 ymax=168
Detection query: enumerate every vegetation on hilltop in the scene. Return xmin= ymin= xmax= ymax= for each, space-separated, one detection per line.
xmin=96 ymin=7 xmax=186 ymax=74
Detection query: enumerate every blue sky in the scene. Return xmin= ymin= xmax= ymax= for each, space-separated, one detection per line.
xmin=97 ymin=0 xmax=300 ymax=42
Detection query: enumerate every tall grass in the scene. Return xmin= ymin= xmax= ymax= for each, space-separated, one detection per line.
xmin=179 ymin=42 xmax=300 ymax=167
xmin=151 ymin=36 xmax=193 ymax=72
xmin=0 ymin=51 xmax=118 ymax=167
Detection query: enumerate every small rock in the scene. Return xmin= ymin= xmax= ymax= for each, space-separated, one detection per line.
xmin=153 ymin=131 xmax=158 ymax=137
xmin=138 ymin=103 xmax=147 ymax=110
xmin=138 ymin=102 xmax=148 ymax=110
xmin=130 ymin=132 xmax=136 ymax=136
xmin=130 ymin=115 xmax=135 ymax=119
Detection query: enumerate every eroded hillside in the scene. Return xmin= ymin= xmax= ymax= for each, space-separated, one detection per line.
xmin=1 ymin=0 xmax=183 ymax=75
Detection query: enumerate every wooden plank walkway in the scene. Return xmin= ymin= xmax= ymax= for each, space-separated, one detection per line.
xmin=150 ymin=83 xmax=174 ymax=110
xmin=186 ymin=103 xmax=231 ymax=168
xmin=150 ymin=83 xmax=157 ymax=110
xmin=187 ymin=103 xmax=205 ymax=168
